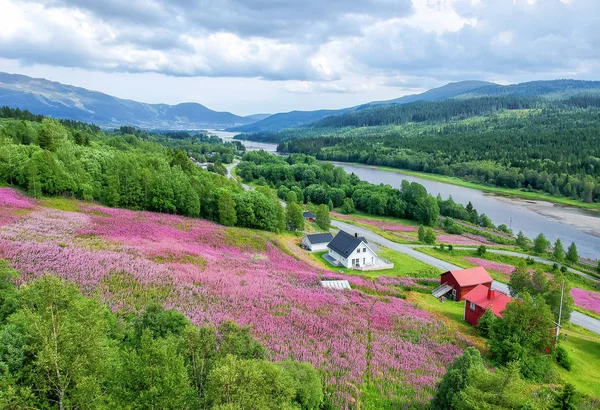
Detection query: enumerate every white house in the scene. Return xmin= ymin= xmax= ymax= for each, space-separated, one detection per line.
xmin=302 ymin=233 xmax=334 ymax=252
xmin=326 ymin=231 xmax=392 ymax=270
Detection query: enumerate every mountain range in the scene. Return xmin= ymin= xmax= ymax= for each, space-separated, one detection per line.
xmin=1 ymin=71 xmax=599 ymax=132
xmin=0 ymin=72 xmax=268 ymax=129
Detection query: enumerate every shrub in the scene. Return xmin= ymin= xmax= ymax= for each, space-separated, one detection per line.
xmin=477 ymin=309 xmax=497 ymax=338
xmin=526 ymin=257 xmax=535 ymax=265
xmin=477 ymin=245 xmax=487 ymax=257
xmin=555 ymin=345 xmax=572 ymax=371
xmin=561 ymin=266 xmax=568 ymax=274
xmin=448 ymin=244 xmax=453 ymax=251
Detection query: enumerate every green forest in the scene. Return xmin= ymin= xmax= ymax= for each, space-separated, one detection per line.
xmin=238 ymin=152 xmax=497 ymax=228
xmin=273 ymin=98 xmax=600 ymax=205
xmin=0 ymin=107 xmax=287 ymax=233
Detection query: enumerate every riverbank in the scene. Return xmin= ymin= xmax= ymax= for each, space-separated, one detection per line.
xmin=367 ymin=164 xmax=600 ymax=212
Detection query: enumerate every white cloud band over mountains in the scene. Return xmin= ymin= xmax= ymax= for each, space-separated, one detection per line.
xmin=0 ymin=0 xmax=598 ymax=113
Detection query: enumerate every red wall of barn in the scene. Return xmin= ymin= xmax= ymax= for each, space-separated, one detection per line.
xmin=465 ymin=304 xmax=486 ymax=327
xmin=440 ymin=272 xmax=492 ymax=302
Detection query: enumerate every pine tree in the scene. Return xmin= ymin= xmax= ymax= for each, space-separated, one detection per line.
xmin=516 ymin=231 xmax=528 ymax=249
xmin=533 ymin=233 xmax=550 ymax=254
xmin=566 ymin=242 xmax=579 ymax=264
xmin=553 ymin=238 xmax=565 ymax=262
xmin=418 ymin=225 xmax=426 ymax=242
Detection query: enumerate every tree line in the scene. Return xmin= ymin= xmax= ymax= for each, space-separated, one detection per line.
xmin=237 ymin=152 xmax=499 ymax=228
xmin=0 ymin=263 xmax=324 ymax=409
xmin=0 ymin=110 xmax=287 ymax=233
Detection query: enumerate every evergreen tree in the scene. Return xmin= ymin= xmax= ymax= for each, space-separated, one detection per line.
xmin=553 ymin=238 xmax=565 ymax=262
xmin=533 ymin=233 xmax=550 ymax=254
xmin=516 ymin=231 xmax=528 ymax=249
xmin=566 ymin=242 xmax=579 ymax=264
xmin=597 ymin=261 xmax=600 ymax=274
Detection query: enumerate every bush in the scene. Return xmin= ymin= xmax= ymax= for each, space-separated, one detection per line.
xmin=526 ymin=257 xmax=535 ymax=265
xmin=448 ymin=244 xmax=454 ymax=251
xmin=477 ymin=245 xmax=487 ymax=257
xmin=561 ymin=266 xmax=568 ymax=274
xmin=555 ymin=345 xmax=572 ymax=371
xmin=552 ymin=263 xmax=559 ymax=271
xmin=477 ymin=310 xmax=497 ymax=338
xmin=439 ymin=243 xmax=445 ymax=251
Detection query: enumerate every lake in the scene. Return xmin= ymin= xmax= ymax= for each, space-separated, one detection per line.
xmin=207 ymin=134 xmax=600 ymax=260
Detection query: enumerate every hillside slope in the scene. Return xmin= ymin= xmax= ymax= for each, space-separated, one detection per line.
xmin=229 ymin=80 xmax=497 ymax=133
xmin=0 ymin=72 xmax=259 ymax=129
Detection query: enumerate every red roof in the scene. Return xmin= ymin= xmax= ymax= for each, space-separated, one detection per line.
xmin=464 ymin=284 xmax=513 ymax=317
xmin=445 ymin=266 xmax=493 ymax=287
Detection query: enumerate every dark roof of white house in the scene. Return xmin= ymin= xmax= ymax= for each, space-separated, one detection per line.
xmin=303 ymin=211 xmax=316 ymax=219
xmin=305 ymin=233 xmax=334 ymax=244
xmin=327 ymin=231 xmax=366 ymax=257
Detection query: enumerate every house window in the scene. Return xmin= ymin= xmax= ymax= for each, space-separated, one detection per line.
xmin=470 ymin=302 xmax=475 ymax=311
xmin=357 ymin=248 xmax=360 ymax=253
xmin=363 ymin=247 xmax=366 ymax=252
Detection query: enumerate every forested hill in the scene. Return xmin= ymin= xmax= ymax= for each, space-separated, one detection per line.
xmin=280 ymin=104 xmax=600 ymax=206
xmin=0 ymin=72 xmax=262 ymax=129
xmin=456 ymin=79 xmax=600 ymax=99
xmin=227 ymin=80 xmax=497 ymax=133
xmin=313 ymin=92 xmax=600 ymax=129
xmin=0 ymin=106 xmax=289 ymax=233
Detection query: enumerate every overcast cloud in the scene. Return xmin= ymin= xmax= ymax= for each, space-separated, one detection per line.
xmin=0 ymin=0 xmax=598 ymax=114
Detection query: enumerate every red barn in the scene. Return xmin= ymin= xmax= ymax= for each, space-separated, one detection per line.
xmin=464 ymin=284 xmax=512 ymax=326
xmin=435 ymin=267 xmax=493 ymax=301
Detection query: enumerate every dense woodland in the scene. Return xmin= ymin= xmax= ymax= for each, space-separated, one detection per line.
xmin=238 ymin=152 xmax=495 ymax=228
xmin=0 ymin=264 xmax=324 ymax=409
xmin=0 ymin=107 xmax=286 ymax=233
xmin=277 ymin=100 xmax=600 ymax=204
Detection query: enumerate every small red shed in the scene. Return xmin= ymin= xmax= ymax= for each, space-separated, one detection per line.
xmin=439 ymin=267 xmax=493 ymax=301
xmin=464 ymin=284 xmax=512 ymax=326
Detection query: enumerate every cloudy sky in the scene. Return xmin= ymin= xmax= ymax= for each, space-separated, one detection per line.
xmin=0 ymin=0 xmax=598 ymax=115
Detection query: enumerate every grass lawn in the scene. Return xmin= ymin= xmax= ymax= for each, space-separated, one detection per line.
xmin=331 ymin=216 xmax=418 ymax=244
xmin=310 ymin=248 xmax=440 ymax=279
xmin=556 ymin=328 xmax=600 ymax=398
xmin=373 ymin=164 xmax=600 ymax=212
xmin=407 ymin=292 xmax=487 ymax=351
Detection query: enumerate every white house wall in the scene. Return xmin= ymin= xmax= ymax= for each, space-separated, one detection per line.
xmin=309 ymin=243 xmax=329 ymax=252
xmin=329 ymin=241 xmax=377 ymax=269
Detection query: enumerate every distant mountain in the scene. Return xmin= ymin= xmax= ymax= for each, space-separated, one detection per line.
xmin=228 ymin=80 xmax=496 ymax=132
xmin=455 ymin=79 xmax=600 ymax=99
xmin=361 ymin=80 xmax=496 ymax=107
xmin=0 ymin=72 xmax=261 ymax=129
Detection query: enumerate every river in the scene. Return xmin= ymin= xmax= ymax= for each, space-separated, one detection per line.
xmin=207 ymin=134 xmax=600 ymax=260
xmin=207 ymin=130 xmax=278 ymax=153
xmin=330 ymin=162 xmax=600 ymax=260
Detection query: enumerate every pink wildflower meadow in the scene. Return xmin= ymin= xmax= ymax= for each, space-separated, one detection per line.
xmin=0 ymin=188 xmax=36 ymax=226
xmin=571 ymin=288 xmax=600 ymax=315
xmin=437 ymin=235 xmax=494 ymax=246
xmin=0 ymin=189 xmax=464 ymax=407
xmin=464 ymin=257 xmax=517 ymax=275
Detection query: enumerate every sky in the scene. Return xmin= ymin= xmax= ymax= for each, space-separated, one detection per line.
xmin=0 ymin=0 xmax=598 ymax=115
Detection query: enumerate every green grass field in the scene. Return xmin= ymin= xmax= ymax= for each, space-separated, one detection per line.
xmin=373 ymin=165 xmax=600 ymax=211
xmin=311 ymin=247 xmax=439 ymax=279
xmin=556 ymin=329 xmax=600 ymax=398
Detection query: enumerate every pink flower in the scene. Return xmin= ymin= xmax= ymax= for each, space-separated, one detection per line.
xmin=571 ymin=288 xmax=600 ymax=315
xmin=0 ymin=192 xmax=467 ymax=408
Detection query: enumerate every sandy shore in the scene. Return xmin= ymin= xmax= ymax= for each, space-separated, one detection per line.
xmin=495 ymin=197 xmax=600 ymax=238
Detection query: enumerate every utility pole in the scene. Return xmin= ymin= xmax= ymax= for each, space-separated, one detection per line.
xmin=556 ymin=279 xmax=565 ymax=344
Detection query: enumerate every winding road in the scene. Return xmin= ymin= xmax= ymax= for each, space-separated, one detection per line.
xmin=331 ymin=220 xmax=600 ymax=334
xmin=227 ymin=161 xmax=600 ymax=334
